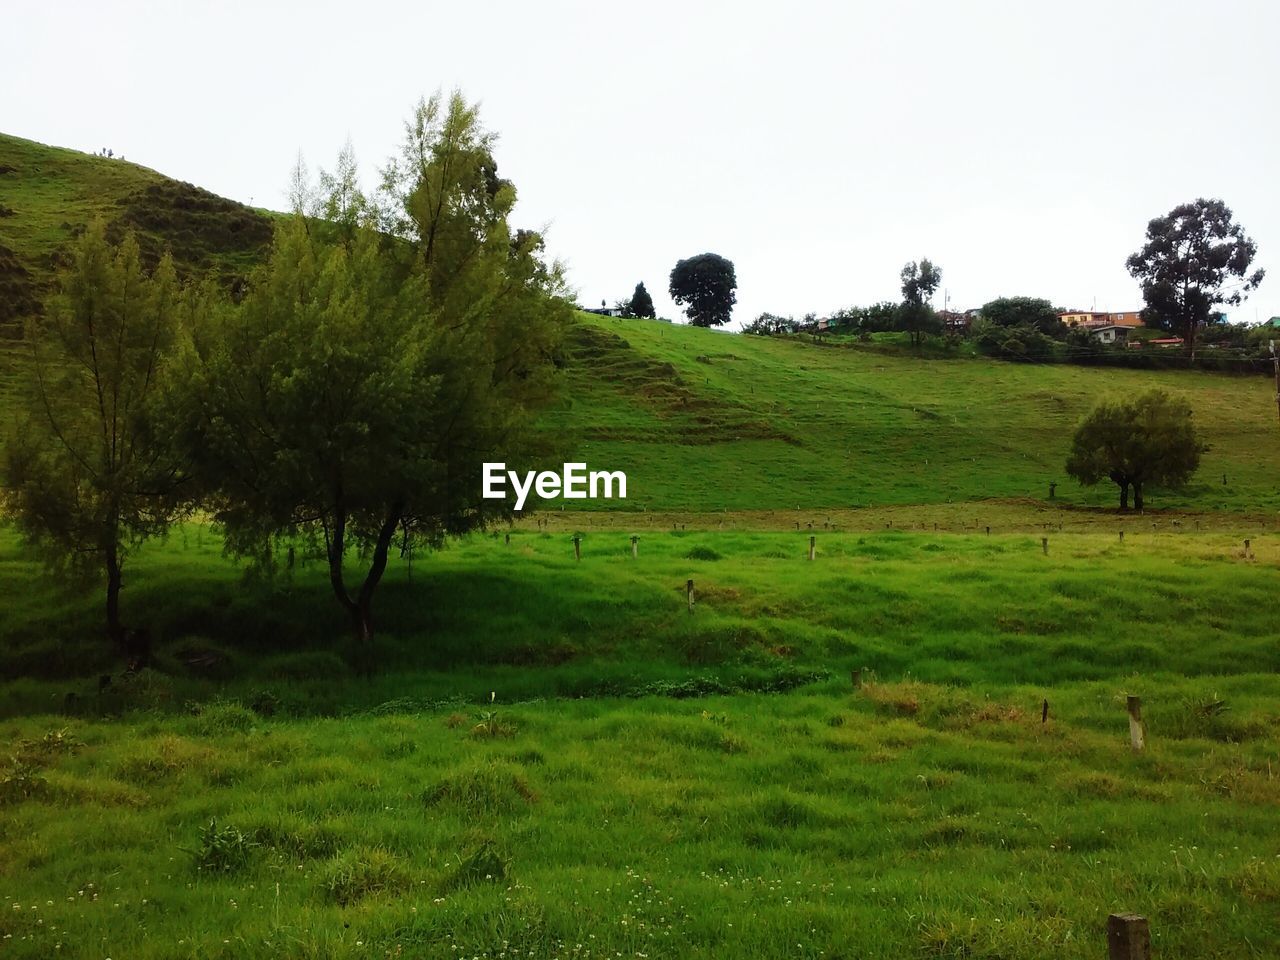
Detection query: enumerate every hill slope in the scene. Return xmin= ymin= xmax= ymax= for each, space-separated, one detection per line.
xmin=2 ymin=132 xmax=1277 ymax=516
xmin=0 ymin=133 xmax=272 ymax=335
xmin=555 ymin=314 xmax=1280 ymax=514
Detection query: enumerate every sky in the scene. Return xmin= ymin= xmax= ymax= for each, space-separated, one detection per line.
xmin=4 ymin=0 xmax=1279 ymax=328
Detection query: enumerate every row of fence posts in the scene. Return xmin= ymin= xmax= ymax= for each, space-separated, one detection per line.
xmin=539 ymin=533 xmax=1258 ymax=563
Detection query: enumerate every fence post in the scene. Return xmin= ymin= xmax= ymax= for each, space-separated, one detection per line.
xmin=686 ymin=578 xmax=694 ymax=613
xmin=1119 ymin=530 xmax=1124 ymax=543
xmin=573 ymin=536 xmax=581 ymax=562
xmin=1127 ymin=696 xmax=1144 ymax=751
xmin=631 ymin=535 xmax=638 ymax=559
xmin=1107 ymin=913 xmax=1150 ymax=960
xmin=1041 ymin=537 xmax=1049 ymax=555
xmin=505 ymin=532 xmax=510 ymax=546
xmin=808 ymin=536 xmax=816 ymax=561
xmin=1244 ymin=538 xmax=1252 ymax=557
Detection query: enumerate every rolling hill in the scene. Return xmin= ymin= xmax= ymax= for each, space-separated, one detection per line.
xmin=2 ymin=131 xmax=1277 ymax=517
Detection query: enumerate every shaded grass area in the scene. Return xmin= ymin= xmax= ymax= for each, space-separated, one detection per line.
xmin=2 ymin=523 xmax=1277 ymax=716
xmin=1 ymin=677 xmax=1277 ymax=959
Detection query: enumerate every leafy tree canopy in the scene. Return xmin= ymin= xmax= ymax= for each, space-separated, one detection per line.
xmin=628 ymin=282 xmax=655 ymax=319
xmin=669 ymin=253 xmax=736 ymax=327
xmin=1065 ymin=389 xmax=1204 ymax=511
xmin=1126 ymin=198 xmax=1264 ymax=358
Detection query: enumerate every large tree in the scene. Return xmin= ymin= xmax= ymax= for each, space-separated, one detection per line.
xmin=628 ymin=282 xmax=655 ymax=319
xmin=1065 ymin=390 xmax=1203 ymax=511
xmin=979 ymin=296 xmax=1062 ymax=335
xmin=669 ymin=253 xmax=736 ymax=327
xmin=897 ymin=258 xmax=943 ymax=346
xmin=1126 ymin=199 xmax=1265 ymax=360
xmin=169 ymin=93 xmax=570 ymax=646
xmin=2 ymin=221 xmax=186 ymax=659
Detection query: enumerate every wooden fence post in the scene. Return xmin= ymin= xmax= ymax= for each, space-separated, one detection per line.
xmin=851 ymin=667 xmax=864 ymax=689
xmin=631 ymin=535 xmax=638 ymax=559
xmin=505 ymin=532 xmax=510 ymax=546
xmin=1119 ymin=530 xmax=1124 ymax=543
xmin=985 ymin=526 xmax=990 ymax=536
xmin=808 ymin=536 xmax=816 ymax=561
xmin=1244 ymin=538 xmax=1252 ymax=557
xmin=1127 ymin=696 xmax=1144 ymax=751
xmin=1041 ymin=699 xmax=1049 ymax=723
xmin=686 ymin=579 xmax=694 ymax=613
xmin=1107 ymin=913 xmax=1150 ymax=960
xmin=573 ymin=536 xmax=581 ymax=561
xmin=1041 ymin=537 xmax=1049 ymax=555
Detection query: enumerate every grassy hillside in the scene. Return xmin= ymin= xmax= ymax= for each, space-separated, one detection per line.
xmin=0 ymin=133 xmax=272 ymax=336
xmin=554 ymin=315 xmax=1280 ymax=514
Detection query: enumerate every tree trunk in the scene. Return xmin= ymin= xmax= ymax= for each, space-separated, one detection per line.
xmin=1133 ymin=483 xmax=1144 ymax=512
xmin=326 ymin=501 xmax=404 ymax=646
xmin=105 ymin=544 xmax=124 ymax=649
xmin=1118 ymin=482 xmax=1130 ymax=511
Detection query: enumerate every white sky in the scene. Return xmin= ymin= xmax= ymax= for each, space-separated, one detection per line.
xmin=5 ymin=0 xmax=1278 ymax=327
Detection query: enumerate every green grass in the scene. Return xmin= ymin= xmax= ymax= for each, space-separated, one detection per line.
xmin=552 ymin=314 xmax=1280 ymax=514
xmin=3 ymin=672 xmax=1278 ymax=958
xmin=0 ymin=133 xmax=272 ymax=334
xmin=4 ymin=131 xmax=1280 ymax=958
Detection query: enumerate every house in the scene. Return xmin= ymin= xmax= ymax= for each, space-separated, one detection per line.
xmin=1059 ymin=309 xmax=1143 ymax=328
xmin=582 ymin=300 xmax=626 ymax=318
xmin=1059 ymin=310 xmax=1109 ymax=327
xmin=1088 ymin=324 xmax=1131 ymax=345
xmin=1106 ymin=311 xmax=1143 ymax=327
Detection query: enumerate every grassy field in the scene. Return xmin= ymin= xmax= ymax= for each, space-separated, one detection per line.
xmin=4 ymin=131 xmax=1280 ymax=959
xmin=3 ymin=524 xmax=1279 ymax=957
xmin=553 ymin=315 xmax=1280 ymax=514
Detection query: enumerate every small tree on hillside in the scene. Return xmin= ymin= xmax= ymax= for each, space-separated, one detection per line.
xmin=628 ymin=282 xmax=655 ymax=319
xmin=2 ymin=221 xmax=186 ymax=660
xmin=1065 ymin=390 xmax=1204 ymax=511
xmin=669 ymin=253 xmax=736 ymax=327
xmin=1126 ymin=199 xmax=1265 ymax=360
xmin=897 ymin=258 xmax=943 ymax=346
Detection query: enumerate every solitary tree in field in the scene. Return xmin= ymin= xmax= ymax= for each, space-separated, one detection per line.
xmin=628 ymin=282 xmax=655 ymax=319
xmin=1065 ymin=390 xmax=1204 ymax=511
xmin=669 ymin=253 xmax=736 ymax=327
xmin=897 ymin=258 xmax=943 ymax=346
xmin=170 ymin=93 xmax=571 ymax=647
xmin=2 ymin=221 xmax=186 ymax=658
xmin=1126 ymin=199 xmax=1264 ymax=360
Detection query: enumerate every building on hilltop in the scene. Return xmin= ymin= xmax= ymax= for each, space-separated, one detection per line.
xmin=1059 ymin=309 xmax=1144 ymax=329
xmin=1087 ymin=324 xmax=1131 ymax=345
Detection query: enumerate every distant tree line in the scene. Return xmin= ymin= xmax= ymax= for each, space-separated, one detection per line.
xmin=744 ymin=199 xmax=1267 ymax=373
xmin=3 ymin=92 xmax=573 ymax=661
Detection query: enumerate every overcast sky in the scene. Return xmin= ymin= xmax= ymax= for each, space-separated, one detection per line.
xmin=5 ymin=0 xmax=1278 ymax=327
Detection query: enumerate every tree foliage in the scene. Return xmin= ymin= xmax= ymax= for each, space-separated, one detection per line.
xmin=897 ymin=259 xmax=942 ymax=346
xmin=1065 ymin=390 xmax=1204 ymax=511
xmin=1126 ymin=199 xmax=1265 ymax=359
xmin=167 ymin=92 xmax=571 ymax=646
xmin=669 ymin=253 xmax=736 ymax=327
xmin=628 ymin=282 xmax=655 ymax=319
xmin=2 ymin=221 xmax=186 ymax=656
xmin=980 ymin=296 xmax=1063 ymax=335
